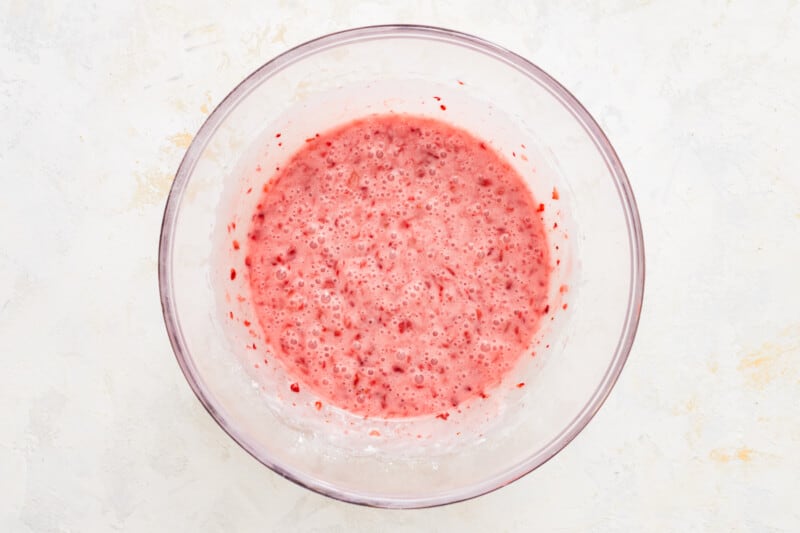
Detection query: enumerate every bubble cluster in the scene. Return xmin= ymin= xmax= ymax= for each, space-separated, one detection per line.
xmin=246 ymin=114 xmax=550 ymax=418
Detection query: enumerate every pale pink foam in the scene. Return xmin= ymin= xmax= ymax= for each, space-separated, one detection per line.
xmin=246 ymin=115 xmax=550 ymax=418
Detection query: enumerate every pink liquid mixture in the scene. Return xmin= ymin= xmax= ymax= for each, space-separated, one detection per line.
xmin=246 ymin=115 xmax=550 ymax=418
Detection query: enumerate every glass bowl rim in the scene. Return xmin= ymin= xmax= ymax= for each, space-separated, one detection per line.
xmin=158 ymin=23 xmax=646 ymax=509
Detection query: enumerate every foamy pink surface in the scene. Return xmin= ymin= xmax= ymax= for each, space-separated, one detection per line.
xmin=246 ymin=115 xmax=550 ymax=417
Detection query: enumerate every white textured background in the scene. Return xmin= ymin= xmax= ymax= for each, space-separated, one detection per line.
xmin=2 ymin=1 xmax=799 ymax=531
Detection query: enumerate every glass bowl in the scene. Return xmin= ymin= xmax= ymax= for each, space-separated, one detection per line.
xmin=159 ymin=25 xmax=644 ymax=508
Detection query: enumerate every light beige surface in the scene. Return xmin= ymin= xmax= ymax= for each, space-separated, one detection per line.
xmin=1 ymin=1 xmax=799 ymax=531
